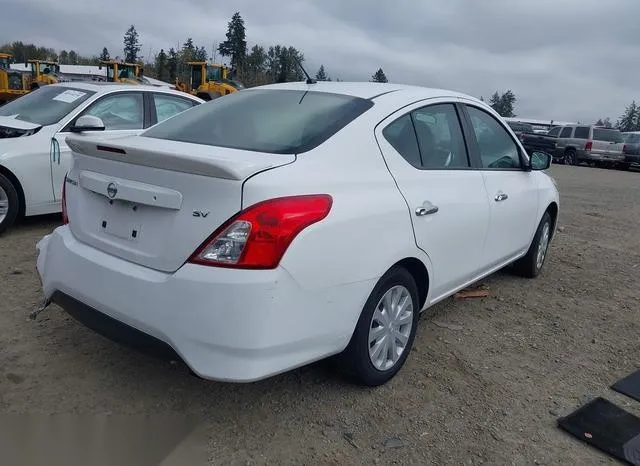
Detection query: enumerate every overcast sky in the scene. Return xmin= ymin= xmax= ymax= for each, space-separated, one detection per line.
xmin=2 ymin=0 xmax=638 ymax=123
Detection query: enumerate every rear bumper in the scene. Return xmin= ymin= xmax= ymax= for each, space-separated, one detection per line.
xmin=36 ymin=227 xmax=374 ymax=382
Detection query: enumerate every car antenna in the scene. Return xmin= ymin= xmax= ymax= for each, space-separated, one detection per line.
xmin=295 ymin=58 xmax=316 ymax=85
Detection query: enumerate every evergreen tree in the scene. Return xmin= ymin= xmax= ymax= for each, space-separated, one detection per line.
xmin=617 ymin=101 xmax=639 ymax=132
xmin=123 ymin=25 xmax=142 ymax=63
xmin=167 ymin=48 xmax=178 ymax=82
xmin=315 ymin=65 xmax=328 ymax=81
xmin=99 ymin=47 xmax=110 ymax=61
xmin=155 ymin=49 xmax=167 ymax=81
xmin=58 ymin=50 xmax=68 ymax=64
xmin=67 ymin=50 xmax=78 ymax=65
xmin=371 ymin=68 xmax=388 ymax=83
xmin=489 ymin=90 xmax=517 ymax=117
xmin=218 ymin=12 xmax=247 ymax=69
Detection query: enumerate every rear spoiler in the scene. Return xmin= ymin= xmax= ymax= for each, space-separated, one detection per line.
xmin=65 ymin=135 xmax=295 ymax=181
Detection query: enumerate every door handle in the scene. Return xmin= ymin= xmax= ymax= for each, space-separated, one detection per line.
xmin=495 ymin=192 xmax=509 ymax=202
xmin=415 ymin=205 xmax=439 ymax=216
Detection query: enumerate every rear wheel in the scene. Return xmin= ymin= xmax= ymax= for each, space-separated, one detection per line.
xmin=512 ymin=211 xmax=552 ymax=278
xmin=336 ymin=267 xmax=419 ymax=387
xmin=0 ymin=173 xmax=19 ymax=235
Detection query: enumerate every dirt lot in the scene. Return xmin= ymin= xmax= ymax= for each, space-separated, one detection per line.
xmin=1 ymin=165 xmax=639 ymax=465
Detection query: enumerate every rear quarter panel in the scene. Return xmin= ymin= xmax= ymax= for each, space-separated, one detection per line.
xmin=241 ymin=118 xmax=431 ymax=294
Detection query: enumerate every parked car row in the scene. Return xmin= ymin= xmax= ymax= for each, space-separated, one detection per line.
xmin=0 ymin=82 xmax=204 ymax=233
xmin=3 ymin=80 xmax=559 ymax=386
xmin=506 ymin=120 xmax=640 ymax=170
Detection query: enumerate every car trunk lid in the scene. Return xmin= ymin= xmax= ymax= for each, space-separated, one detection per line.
xmin=64 ymin=135 xmax=296 ymax=272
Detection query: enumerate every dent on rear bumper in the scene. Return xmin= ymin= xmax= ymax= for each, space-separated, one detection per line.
xmin=36 ymin=226 xmax=375 ymax=382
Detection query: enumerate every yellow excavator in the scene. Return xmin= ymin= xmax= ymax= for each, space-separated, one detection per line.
xmin=0 ymin=53 xmax=30 ymax=104
xmin=27 ymin=59 xmax=65 ymax=89
xmin=99 ymin=60 xmax=148 ymax=84
xmin=175 ymin=62 xmax=244 ymax=101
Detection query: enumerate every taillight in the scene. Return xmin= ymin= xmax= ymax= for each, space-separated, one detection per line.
xmin=623 ymin=144 xmax=627 ymax=153
xmin=188 ymin=195 xmax=333 ymax=269
xmin=61 ymin=174 xmax=68 ymax=225
xmin=585 ymin=141 xmax=593 ymax=151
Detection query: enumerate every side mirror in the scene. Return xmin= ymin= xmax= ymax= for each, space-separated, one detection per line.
xmin=70 ymin=115 xmax=105 ymax=133
xmin=529 ymin=151 xmax=552 ymax=171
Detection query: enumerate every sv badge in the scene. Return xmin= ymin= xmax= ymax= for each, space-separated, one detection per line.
xmin=193 ymin=210 xmax=210 ymax=218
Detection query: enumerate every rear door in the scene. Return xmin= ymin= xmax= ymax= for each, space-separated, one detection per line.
xmin=52 ymin=90 xmax=148 ymax=201
xmin=460 ymin=103 xmax=539 ymax=269
xmin=375 ymin=99 xmax=491 ymax=299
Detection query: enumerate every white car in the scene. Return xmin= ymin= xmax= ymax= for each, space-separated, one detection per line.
xmin=0 ymin=82 xmax=204 ymax=233
xmin=36 ymin=82 xmax=559 ymax=386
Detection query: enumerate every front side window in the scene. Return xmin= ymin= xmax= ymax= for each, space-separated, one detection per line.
xmin=143 ymin=89 xmax=374 ymax=154
xmin=0 ymin=86 xmax=95 ymax=126
xmin=80 ymin=92 xmax=144 ymax=130
xmin=547 ymin=127 xmax=562 ymax=137
xmin=412 ymin=104 xmax=469 ymax=168
xmin=559 ymin=127 xmax=573 ymax=138
xmin=466 ymin=106 xmax=521 ymax=169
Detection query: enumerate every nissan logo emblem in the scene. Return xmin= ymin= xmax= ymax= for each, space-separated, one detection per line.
xmin=106 ymin=182 xmax=118 ymax=199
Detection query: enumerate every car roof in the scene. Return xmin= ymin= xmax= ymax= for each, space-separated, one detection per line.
xmin=51 ymin=81 xmax=184 ymax=94
xmin=252 ymin=81 xmax=479 ymax=102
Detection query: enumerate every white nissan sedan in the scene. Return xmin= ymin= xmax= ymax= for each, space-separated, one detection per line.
xmin=0 ymin=82 xmax=203 ymax=233
xmin=36 ymin=82 xmax=559 ymax=386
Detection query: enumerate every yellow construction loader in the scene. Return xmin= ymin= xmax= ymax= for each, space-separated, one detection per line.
xmin=175 ymin=62 xmax=244 ymax=101
xmin=27 ymin=59 xmax=65 ymax=89
xmin=0 ymin=53 xmax=29 ymax=104
xmin=99 ymin=60 xmax=148 ymax=84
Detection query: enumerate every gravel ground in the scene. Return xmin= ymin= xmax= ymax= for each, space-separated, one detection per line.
xmin=1 ymin=165 xmax=639 ymax=465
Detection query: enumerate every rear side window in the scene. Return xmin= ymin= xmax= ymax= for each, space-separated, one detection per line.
xmin=574 ymin=126 xmax=590 ymax=139
xmin=382 ymin=114 xmax=421 ymax=167
xmin=143 ymin=89 xmax=374 ymax=154
xmin=593 ymin=128 xmax=624 ymax=143
xmin=559 ymin=127 xmax=573 ymax=138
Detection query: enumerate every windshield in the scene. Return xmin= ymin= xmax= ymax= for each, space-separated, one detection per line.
xmin=0 ymin=57 xmax=10 ymax=70
xmin=206 ymin=66 xmax=222 ymax=82
xmin=0 ymin=86 xmax=95 ymax=126
xmin=143 ymin=89 xmax=374 ymax=154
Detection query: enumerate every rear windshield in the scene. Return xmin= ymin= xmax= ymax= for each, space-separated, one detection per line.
xmin=0 ymin=86 xmax=95 ymax=126
xmin=624 ymin=133 xmax=640 ymax=143
xmin=143 ymin=89 xmax=374 ymax=154
xmin=593 ymin=128 xmax=623 ymax=143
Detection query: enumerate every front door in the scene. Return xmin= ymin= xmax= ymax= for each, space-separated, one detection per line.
xmin=462 ymin=104 xmax=539 ymax=269
xmin=51 ymin=91 xmax=146 ymax=201
xmin=376 ymin=100 xmax=491 ymax=300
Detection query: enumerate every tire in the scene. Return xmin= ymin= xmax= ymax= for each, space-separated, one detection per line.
xmin=512 ymin=211 xmax=552 ymax=278
xmin=336 ymin=267 xmax=420 ymax=387
xmin=0 ymin=173 xmax=20 ymax=235
xmin=196 ymin=93 xmax=211 ymax=101
xmin=565 ymin=149 xmax=578 ymax=165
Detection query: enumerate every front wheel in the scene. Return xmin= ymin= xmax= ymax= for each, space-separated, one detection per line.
xmin=512 ymin=212 xmax=552 ymax=278
xmin=0 ymin=173 xmax=20 ymax=235
xmin=336 ymin=267 xmax=420 ymax=387
xmin=565 ymin=149 xmax=578 ymax=165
